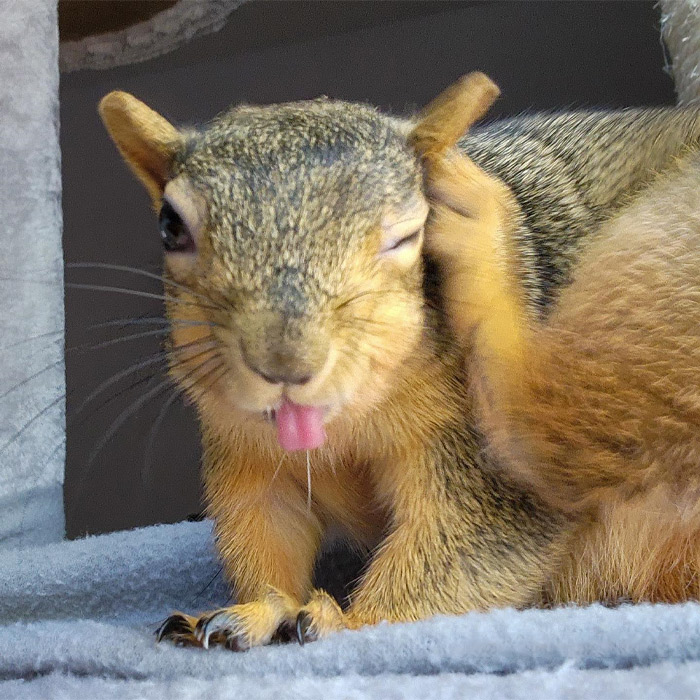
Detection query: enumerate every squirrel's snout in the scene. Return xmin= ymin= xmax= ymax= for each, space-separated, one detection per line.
xmin=238 ymin=315 xmax=330 ymax=388
xmin=243 ymin=358 xmax=313 ymax=387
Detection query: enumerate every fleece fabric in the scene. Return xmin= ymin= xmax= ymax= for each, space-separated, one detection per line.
xmin=2 ymin=519 xmax=700 ymax=699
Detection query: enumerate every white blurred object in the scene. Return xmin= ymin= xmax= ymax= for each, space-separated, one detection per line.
xmin=660 ymin=0 xmax=700 ymax=104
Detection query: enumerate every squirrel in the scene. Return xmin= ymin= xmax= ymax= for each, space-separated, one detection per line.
xmin=98 ymin=73 xmax=700 ymax=650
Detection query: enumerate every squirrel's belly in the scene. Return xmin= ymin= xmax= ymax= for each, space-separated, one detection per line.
xmin=545 ymin=486 xmax=700 ymax=605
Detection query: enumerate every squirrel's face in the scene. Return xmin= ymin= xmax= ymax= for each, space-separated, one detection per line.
xmin=100 ymin=94 xmax=428 ymax=451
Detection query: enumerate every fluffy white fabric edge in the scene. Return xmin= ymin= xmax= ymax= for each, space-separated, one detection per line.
xmin=4 ymin=663 xmax=700 ymax=700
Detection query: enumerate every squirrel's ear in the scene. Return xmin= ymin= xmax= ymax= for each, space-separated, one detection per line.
xmin=409 ymin=72 xmax=500 ymax=158
xmin=99 ymin=91 xmax=184 ymax=205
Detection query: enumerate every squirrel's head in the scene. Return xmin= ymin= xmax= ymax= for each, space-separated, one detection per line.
xmin=98 ymin=75 xmax=497 ymax=452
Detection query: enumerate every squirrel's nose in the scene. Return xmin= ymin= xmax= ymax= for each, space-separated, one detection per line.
xmin=240 ymin=338 xmax=321 ymax=386
xmin=245 ymin=361 xmax=312 ymax=386
xmin=238 ymin=313 xmax=330 ymax=387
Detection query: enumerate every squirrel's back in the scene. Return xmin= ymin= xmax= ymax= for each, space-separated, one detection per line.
xmin=462 ymin=107 xmax=700 ymax=309
xmin=427 ymin=95 xmax=700 ymax=605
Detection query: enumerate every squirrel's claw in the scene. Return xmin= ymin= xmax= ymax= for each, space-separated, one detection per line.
xmin=194 ymin=609 xmax=239 ymax=650
xmin=155 ymin=612 xmax=199 ymax=647
xmin=295 ymin=610 xmax=313 ymax=645
xmin=156 ymin=589 xmax=342 ymax=651
xmin=156 ymin=607 xmax=261 ymax=651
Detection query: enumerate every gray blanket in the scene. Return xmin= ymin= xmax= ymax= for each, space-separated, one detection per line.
xmin=2 ymin=519 xmax=700 ymax=699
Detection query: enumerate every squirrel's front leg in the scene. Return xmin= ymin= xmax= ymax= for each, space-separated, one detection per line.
xmin=345 ymin=514 xmax=545 ymax=628
xmin=293 ymin=446 xmax=567 ymax=643
xmin=280 ymin=508 xmax=468 ymax=644
xmin=158 ymin=467 xmax=323 ymax=650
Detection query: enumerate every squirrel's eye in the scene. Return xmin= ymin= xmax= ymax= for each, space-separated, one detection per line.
xmin=159 ymin=201 xmax=194 ymax=253
xmin=380 ymin=227 xmax=423 ymax=255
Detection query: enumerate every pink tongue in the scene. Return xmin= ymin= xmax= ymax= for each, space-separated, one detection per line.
xmin=276 ymin=400 xmax=326 ymax=452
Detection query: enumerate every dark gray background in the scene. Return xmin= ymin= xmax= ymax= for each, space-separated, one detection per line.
xmin=61 ymin=1 xmax=676 ymax=538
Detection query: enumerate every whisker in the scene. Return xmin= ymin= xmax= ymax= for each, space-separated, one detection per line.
xmin=142 ymin=385 xmax=182 ymax=492
xmin=67 ymin=318 xmax=219 ymax=357
xmin=0 ymin=358 xmax=63 ymax=405
xmin=333 ymin=288 xmax=407 ymax=312
xmin=0 ymin=392 xmax=64 ymax=459
xmin=69 ymin=372 xmax=163 ymax=434
xmin=0 ymin=329 xmax=63 ymax=353
xmin=70 ymin=338 xmax=216 ymax=422
xmin=178 ymin=355 xmax=227 ymax=402
xmin=67 ymin=262 xmax=228 ymax=313
xmin=142 ymin=355 xmax=227 ymax=487
xmin=82 ymin=309 xmax=166 ymax=335
xmin=65 ymin=282 xmax=217 ymax=311
xmin=66 ymin=368 xmax=177 ymax=526
xmin=184 ymin=360 xmax=227 ymax=399
xmin=67 ymin=327 xmax=175 ymax=355
xmin=188 ymin=564 xmax=225 ymax=607
xmin=70 ymin=353 xmax=168 ymax=420
xmin=87 ymin=317 xmax=217 ymax=332
xmin=85 ymin=352 xmax=221 ymax=469
xmin=86 ymin=377 xmax=190 ymax=468
xmin=71 ymin=319 xmax=220 ymax=355
xmin=334 ymin=285 xmax=443 ymax=316
xmin=334 ymin=334 xmax=389 ymax=362
xmin=167 ymin=338 xmax=219 ymax=370
xmin=339 ymin=315 xmax=418 ymax=331
xmin=270 ymin=452 xmax=287 ymax=485
xmin=306 ymin=451 xmax=312 ymax=513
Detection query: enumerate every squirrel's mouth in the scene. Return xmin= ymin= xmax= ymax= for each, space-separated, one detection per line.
xmin=262 ymin=399 xmax=328 ymax=452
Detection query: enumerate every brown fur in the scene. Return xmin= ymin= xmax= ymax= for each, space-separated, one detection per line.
xmin=99 ymin=75 xmax=700 ymax=649
xmin=425 ymin=104 xmax=700 ymax=605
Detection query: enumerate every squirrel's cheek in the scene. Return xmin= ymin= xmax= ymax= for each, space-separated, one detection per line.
xmin=163 ymin=249 xmax=198 ymax=280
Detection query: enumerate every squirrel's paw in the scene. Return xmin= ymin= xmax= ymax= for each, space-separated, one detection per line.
xmin=156 ymin=586 xmax=297 ymax=650
xmin=294 ymin=589 xmax=347 ymax=644
xmin=156 ymin=587 xmax=347 ymax=650
xmin=423 ymin=152 xmax=504 ymax=265
xmin=154 ymin=611 xmax=201 ymax=647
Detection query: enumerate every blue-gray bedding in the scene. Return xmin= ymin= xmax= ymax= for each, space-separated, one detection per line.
xmin=2 ymin=520 xmax=700 ymax=699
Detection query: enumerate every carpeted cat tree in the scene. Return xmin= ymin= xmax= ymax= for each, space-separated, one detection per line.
xmin=4 ymin=0 xmax=700 ymax=696
xmin=0 ymin=0 xmax=64 ymax=549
